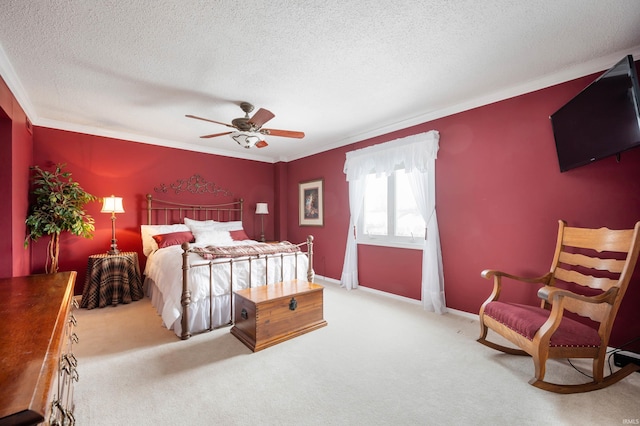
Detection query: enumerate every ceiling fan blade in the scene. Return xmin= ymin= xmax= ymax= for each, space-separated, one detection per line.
xmin=249 ymin=108 xmax=275 ymax=128
xmin=200 ymin=131 xmax=233 ymax=139
xmin=255 ymin=140 xmax=269 ymax=148
xmin=186 ymin=114 xmax=236 ymax=129
xmin=261 ymin=129 xmax=305 ymax=139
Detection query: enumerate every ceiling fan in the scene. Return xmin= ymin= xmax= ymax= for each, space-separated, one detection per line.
xmin=186 ymin=102 xmax=305 ymax=149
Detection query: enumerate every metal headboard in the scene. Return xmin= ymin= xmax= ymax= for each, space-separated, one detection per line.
xmin=146 ymin=194 xmax=244 ymax=225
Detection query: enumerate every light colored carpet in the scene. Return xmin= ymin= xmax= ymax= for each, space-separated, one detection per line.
xmin=73 ymin=280 xmax=640 ymax=425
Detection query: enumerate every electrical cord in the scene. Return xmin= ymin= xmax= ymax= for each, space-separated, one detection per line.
xmin=566 ymin=335 xmax=640 ymax=378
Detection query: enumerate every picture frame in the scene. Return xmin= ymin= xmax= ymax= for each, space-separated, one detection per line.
xmin=299 ymin=179 xmax=324 ymax=227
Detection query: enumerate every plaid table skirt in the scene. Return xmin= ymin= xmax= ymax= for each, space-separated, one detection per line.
xmin=81 ymin=252 xmax=143 ymax=309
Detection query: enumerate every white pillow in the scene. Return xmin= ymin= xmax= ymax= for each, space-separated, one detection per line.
xmin=210 ymin=221 xmax=244 ymax=232
xmin=184 ymin=217 xmax=217 ymax=227
xmin=191 ymin=228 xmax=234 ymax=246
xmin=140 ymin=224 xmax=190 ymax=256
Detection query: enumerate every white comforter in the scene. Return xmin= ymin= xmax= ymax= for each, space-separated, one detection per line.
xmin=144 ymin=241 xmax=309 ymax=332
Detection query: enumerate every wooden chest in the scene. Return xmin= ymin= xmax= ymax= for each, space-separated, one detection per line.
xmin=230 ymin=280 xmax=327 ymax=352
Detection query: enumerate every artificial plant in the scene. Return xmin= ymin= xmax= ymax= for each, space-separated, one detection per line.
xmin=24 ymin=163 xmax=97 ymax=273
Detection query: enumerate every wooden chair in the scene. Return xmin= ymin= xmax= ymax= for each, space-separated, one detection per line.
xmin=477 ymin=220 xmax=640 ymax=393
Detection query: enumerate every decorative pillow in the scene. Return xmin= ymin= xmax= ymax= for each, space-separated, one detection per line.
xmin=229 ymin=229 xmax=251 ymax=241
xmin=191 ymin=228 xmax=234 ymax=246
xmin=152 ymin=231 xmax=195 ymax=249
xmin=140 ymin=224 xmax=191 ymax=256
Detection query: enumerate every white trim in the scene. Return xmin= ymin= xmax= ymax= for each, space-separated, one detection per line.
xmin=357 ymin=285 xmax=422 ymax=305
xmin=313 ymin=277 xmax=624 ymax=355
xmin=313 ymin=275 xmax=340 ymax=285
xmin=445 ymin=307 xmax=479 ymax=321
xmin=0 ymin=44 xmax=37 ymax=119
xmin=3 ymin=44 xmax=640 ymax=163
xmin=356 ymin=238 xmax=424 ymax=250
xmin=37 ymin=117 xmax=278 ymax=164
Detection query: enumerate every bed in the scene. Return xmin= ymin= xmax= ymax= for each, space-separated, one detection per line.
xmin=142 ymin=194 xmax=315 ymax=340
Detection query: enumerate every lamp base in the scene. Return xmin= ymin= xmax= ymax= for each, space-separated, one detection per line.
xmin=107 ymin=237 xmax=120 ymax=255
xmin=259 ymin=215 xmax=265 ymax=242
xmin=108 ymin=215 xmax=121 ymax=255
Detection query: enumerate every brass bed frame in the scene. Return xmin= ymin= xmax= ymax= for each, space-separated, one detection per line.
xmin=145 ymin=194 xmax=315 ymax=340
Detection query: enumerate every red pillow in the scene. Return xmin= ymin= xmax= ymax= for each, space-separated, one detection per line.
xmin=152 ymin=231 xmax=195 ymax=248
xmin=229 ymin=229 xmax=250 ymax=241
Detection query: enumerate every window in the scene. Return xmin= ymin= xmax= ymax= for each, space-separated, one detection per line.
xmin=358 ymin=169 xmax=425 ymax=249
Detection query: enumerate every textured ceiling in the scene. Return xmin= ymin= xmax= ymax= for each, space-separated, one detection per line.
xmin=1 ymin=1 xmax=640 ymax=163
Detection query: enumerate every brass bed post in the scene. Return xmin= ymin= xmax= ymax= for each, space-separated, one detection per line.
xmin=307 ymin=235 xmax=315 ymax=282
xmin=229 ymin=258 xmax=234 ymax=326
xmin=180 ymin=242 xmax=192 ymax=340
xmin=146 ymin=194 xmax=153 ymax=224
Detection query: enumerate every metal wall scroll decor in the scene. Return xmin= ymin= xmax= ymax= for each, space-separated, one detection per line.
xmin=154 ymin=174 xmax=233 ymax=196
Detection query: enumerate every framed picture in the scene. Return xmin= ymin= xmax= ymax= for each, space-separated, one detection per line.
xmin=299 ymin=179 xmax=324 ymax=226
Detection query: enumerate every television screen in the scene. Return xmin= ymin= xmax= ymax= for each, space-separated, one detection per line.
xmin=550 ymin=55 xmax=640 ymax=172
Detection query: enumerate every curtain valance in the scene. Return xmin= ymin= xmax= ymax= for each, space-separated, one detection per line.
xmin=343 ymin=130 xmax=439 ymax=181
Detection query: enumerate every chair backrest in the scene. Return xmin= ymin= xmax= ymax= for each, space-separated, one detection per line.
xmin=547 ymin=220 xmax=640 ymax=329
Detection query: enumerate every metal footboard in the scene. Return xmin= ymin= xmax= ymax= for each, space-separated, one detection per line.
xmin=178 ymin=235 xmax=314 ymax=340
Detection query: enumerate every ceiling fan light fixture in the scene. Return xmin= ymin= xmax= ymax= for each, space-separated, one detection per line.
xmin=231 ymin=131 xmax=264 ymax=149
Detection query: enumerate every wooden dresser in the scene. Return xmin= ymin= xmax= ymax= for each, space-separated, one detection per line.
xmin=0 ymin=272 xmax=78 ymax=426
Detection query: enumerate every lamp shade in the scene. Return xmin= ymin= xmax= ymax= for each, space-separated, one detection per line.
xmin=231 ymin=131 xmax=265 ymax=149
xmin=255 ymin=203 xmax=269 ymax=215
xmin=101 ymin=195 xmax=125 ymax=213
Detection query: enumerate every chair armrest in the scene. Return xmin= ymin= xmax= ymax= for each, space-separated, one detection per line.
xmin=537 ymin=286 xmax=618 ymax=305
xmin=481 ymin=269 xmax=551 ymax=284
xmin=533 ymin=286 xmax=619 ymax=347
xmin=479 ymin=270 xmax=552 ymax=308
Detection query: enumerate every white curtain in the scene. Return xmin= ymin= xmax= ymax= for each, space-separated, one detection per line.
xmin=339 ymin=177 xmax=366 ymax=290
xmin=340 ymin=130 xmax=446 ymax=313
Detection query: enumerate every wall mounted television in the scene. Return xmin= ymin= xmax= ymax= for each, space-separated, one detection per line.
xmin=550 ymin=55 xmax=640 ymax=172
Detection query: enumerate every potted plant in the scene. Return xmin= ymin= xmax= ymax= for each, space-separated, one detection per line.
xmin=24 ymin=163 xmax=97 ymax=273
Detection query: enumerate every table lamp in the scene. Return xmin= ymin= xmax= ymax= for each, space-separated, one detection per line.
xmin=255 ymin=202 xmax=268 ymax=242
xmin=101 ymin=195 xmax=125 ymax=254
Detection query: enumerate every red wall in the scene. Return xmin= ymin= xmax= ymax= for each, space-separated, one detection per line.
xmin=286 ymin=70 xmax=640 ymax=350
xmin=3 ymin=60 xmax=640 ymax=351
xmin=0 ymin=77 xmax=33 ymax=278
xmin=31 ymin=128 xmax=277 ymax=293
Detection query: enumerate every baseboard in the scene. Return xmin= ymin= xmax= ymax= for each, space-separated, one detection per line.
xmin=357 ymin=285 xmax=422 ymax=305
xmin=313 ymin=275 xmax=480 ymax=321
xmin=314 ymin=275 xmax=340 ymax=286
xmin=445 ymin=307 xmax=479 ymax=321
xmin=316 ymin=276 xmax=633 ymax=359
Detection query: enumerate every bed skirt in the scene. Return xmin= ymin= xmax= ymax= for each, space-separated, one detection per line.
xmin=145 ymin=277 xmax=232 ymax=337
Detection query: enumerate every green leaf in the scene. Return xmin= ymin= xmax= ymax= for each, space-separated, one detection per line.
xmin=24 ymin=163 xmax=97 ymax=250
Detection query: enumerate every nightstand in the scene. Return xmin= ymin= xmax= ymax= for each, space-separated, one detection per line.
xmin=80 ymin=251 xmax=143 ymax=309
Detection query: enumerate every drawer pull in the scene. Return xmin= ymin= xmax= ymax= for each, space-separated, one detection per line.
xmin=67 ymin=353 xmax=77 ymax=368
xmin=289 ymin=297 xmax=297 ymax=311
xmin=241 ymin=308 xmax=248 ymax=320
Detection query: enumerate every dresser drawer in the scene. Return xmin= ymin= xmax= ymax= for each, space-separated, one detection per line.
xmin=0 ymin=272 xmax=77 ymax=426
